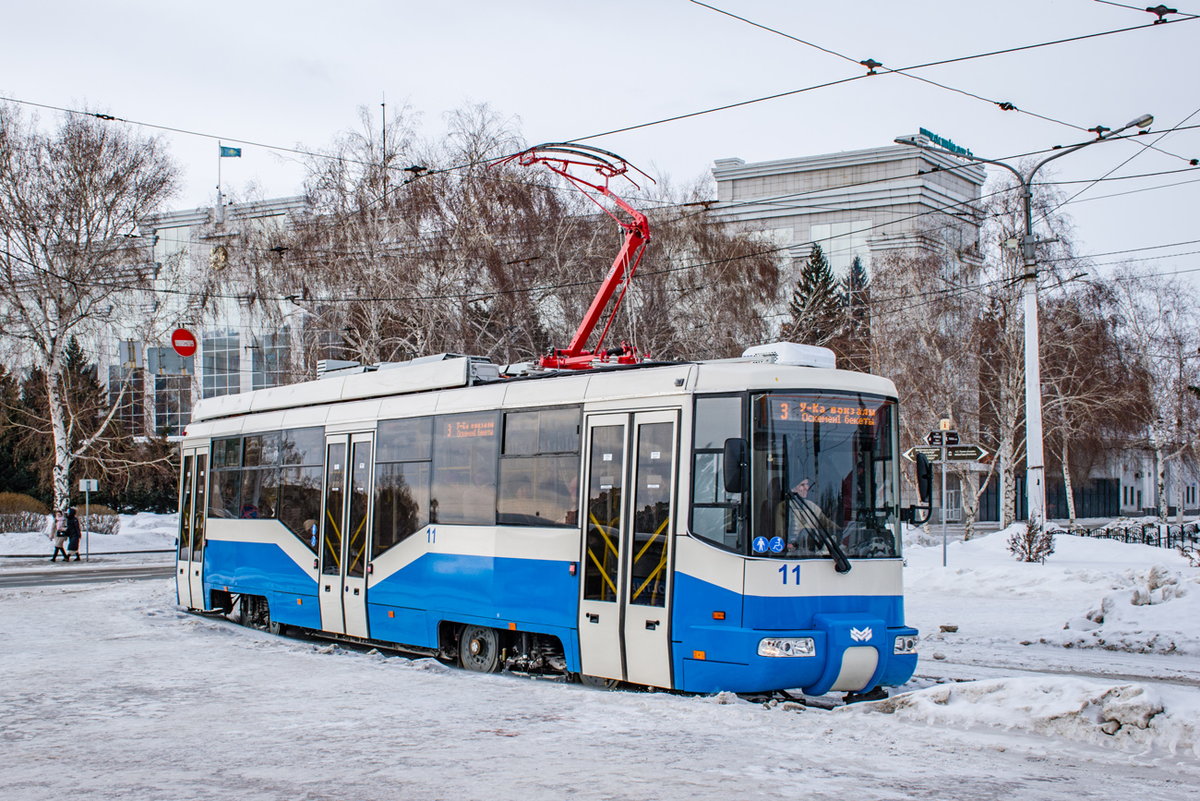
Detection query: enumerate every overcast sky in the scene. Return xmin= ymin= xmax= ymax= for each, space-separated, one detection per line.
xmin=3 ymin=1 xmax=1197 ymax=286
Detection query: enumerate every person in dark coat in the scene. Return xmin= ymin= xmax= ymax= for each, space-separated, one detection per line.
xmin=65 ymin=507 xmax=82 ymax=562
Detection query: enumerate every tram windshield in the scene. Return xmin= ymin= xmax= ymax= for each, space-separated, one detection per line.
xmin=751 ymin=392 xmax=899 ymax=561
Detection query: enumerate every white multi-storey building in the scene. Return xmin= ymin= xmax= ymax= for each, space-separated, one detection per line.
xmin=711 ymin=132 xmax=987 ymax=281
xmin=100 ymin=196 xmax=307 ymax=438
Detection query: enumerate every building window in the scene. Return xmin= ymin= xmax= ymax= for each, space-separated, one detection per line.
xmin=252 ymin=330 xmax=291 ymax=390
xmin=154 ymin=374 xmax=192 ymax=436
xmin=108 ymin=366 xmax=145 ymax=437
xmin=202 ymin=329 xmax=240 ymax=398
xmin=146 ymin=347 xmax=193 ymax=436
xmin=810 ymin=220 xmax=872 ymax=276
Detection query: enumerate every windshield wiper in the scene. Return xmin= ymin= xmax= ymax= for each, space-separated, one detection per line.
xmin=790 ymin=496 xmax=852 ymax=574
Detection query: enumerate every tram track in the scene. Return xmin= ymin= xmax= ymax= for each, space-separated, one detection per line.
xmin=914 ymin=655 xmax=1200 ymax=690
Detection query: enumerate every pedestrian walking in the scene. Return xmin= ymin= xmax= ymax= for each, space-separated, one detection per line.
xmin=49 ymin=509 xmax=68 ymax=562
xmin=65 ymin=507 xmax=82 ymax=562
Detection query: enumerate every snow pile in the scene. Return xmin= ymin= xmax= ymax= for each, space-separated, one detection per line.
xmin=1046 ymin=565 xmax=1200 ymax=655
xmin=901 ymin=522 xmax=941 ymax=549
xmin=0 ymin=511 xmax=177 ymax=555
xmin=851 ymin=677 xmax=1200 ymax=757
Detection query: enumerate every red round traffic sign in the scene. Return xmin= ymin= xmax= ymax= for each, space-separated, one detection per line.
xmin=171 ymin=328 xmax=197 ymax=358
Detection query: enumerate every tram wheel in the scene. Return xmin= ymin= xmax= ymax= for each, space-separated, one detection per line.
xmin=460 ymin=625 xmax=501 ymax=673
xmin=577 ymin=673 xmax=620 ymax=690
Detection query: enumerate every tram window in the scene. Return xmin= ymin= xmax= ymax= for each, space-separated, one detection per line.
xmin=242 ymin=432 xmax=280 ymax=468
xmin=377 ymin=417 xmax=432 ymax=462
xmin=239 ymin=467 xmax=278 ymax=519
xmin=690 ymin=395 xmax=746 ymax=553
xmin=498 ymin=406 xmax=581 ymax=527
xmin=178 ymin=455 xmax=193 ymax=557
xmin=630 ymin=422 xmax=674 ymax=607
xmin=504 ymin=407 xmax=581 ymax=455
xmin=210 ymin=469 xmax=242 ymax=518
xmin=430 ymin=411 xmax=499 ymax=525
xmin=278 ymin=466 xmax=323 ymax=551
xmin=373 ymin=461 xmax=430 ymax=557
xmin=503 ymin=412 xmax=539 ymax=456
xmin=212 ymin=437 xmax=242 ymax=469
xmin=281 ymin=427 xmax=324 ymax=466
xmin=583 ymin=425 xmax=624 ymax=602
xmin=497 ymin=455 xmax=578 ymax=526
xmin=694 ymin=396 xmax=742 ymax=448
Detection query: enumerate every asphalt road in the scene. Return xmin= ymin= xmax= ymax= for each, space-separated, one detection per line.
xmin=0 ymin=564 xmax=174 ymax=589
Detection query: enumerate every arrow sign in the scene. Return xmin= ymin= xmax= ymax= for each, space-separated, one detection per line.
xmin=926 ymin=430 xmax=959 ymax=446
xmin=945 ymin=444 xmax=990 ymax=462
xmin=903 ymin=446 xmax=943 ymax=463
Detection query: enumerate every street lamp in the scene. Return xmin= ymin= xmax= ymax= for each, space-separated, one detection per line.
xmin=895 ymin=114 xmax=1153 ymax=528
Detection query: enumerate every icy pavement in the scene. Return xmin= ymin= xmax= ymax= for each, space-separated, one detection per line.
xmin=0 ymin=517 xmax=1198 ymax=798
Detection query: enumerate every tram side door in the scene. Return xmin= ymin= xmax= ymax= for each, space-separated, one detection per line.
xmin=577 ymin=411 xmax=678 ymax=687
xmin=182 ymin=448 xmax=209 ymax=610
xmin=176 ymin=451 xmax=195 ymax=607
xmin=317 ymin=433 xmax=374 ymax=638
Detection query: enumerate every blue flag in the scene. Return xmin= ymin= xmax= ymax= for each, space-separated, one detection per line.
xmin=220 ymin=146 xmax=242 ymax=158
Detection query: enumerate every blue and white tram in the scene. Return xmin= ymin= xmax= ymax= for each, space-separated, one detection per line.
xmin=174 ymin=345 xmax=921 ymax=696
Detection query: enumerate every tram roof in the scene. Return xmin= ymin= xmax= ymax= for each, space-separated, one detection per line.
xmin=187 ymin=353 xmax=897 ymax=431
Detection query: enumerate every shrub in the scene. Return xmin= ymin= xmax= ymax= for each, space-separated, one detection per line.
xmin=0 ymin=511 xmax=50 ymax=534
xmin=82 ymin=513 xmax=121 ymax=536
xmin=1008 ymin=516 xmax=1055 ymax=563
xmin=0 ymin=492 xmax=49 ymax=515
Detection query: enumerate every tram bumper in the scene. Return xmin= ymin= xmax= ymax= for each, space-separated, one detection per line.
xmin=802 ymin=613 xmax=911 ymax=696
xmin=680 ymin=618 xmax=919 ymax=695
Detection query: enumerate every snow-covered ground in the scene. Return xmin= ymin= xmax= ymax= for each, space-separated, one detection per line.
xmin=2 ymin=516 xmax=1199 ymax=799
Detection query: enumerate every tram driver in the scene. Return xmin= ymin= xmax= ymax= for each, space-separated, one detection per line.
xmin=776 ymin=472 xmax=838 ymax=557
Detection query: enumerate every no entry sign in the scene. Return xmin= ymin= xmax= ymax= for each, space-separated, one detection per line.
xmin=171 ymin=328 xmax=197 ymax=358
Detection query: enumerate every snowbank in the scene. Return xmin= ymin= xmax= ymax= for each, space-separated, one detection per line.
xmin=849 ymin=677 xmax=1200 ymax=758
xmin=905 ymin=527 xmax=1200 ymax=657
xmin=1045 ymin=565 xmax=1200 ymax=655
xmin=0 ymin=512 xmax=178 ymax=555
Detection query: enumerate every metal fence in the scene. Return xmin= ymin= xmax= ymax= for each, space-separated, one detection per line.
xmin=1069 ymin=522 xmax=1198 ymax=550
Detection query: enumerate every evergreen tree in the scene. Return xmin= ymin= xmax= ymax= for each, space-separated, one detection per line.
xmin=786 ymin=243 xmax=844 ymax=347
xmin=838 ymin=255 xmax=872 ymax=372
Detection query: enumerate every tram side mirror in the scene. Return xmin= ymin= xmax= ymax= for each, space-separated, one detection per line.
xmin=723 ymin=437 xmax=749 ymax=494
xmin=902 ymin=452 xmax=934 ymax=524
xmin=916 ymin=452 xmax=932 ymax=503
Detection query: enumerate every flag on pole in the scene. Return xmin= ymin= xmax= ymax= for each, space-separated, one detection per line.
xmin=220 ymin=145 xmax=242 ymax=158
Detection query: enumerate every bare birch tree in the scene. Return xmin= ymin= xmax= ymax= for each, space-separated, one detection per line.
xmin=871 ymin=246 xmax=990 ymax=538
xmin=1107 ymin=264 xmax=1200 ymax=522
xmin=0 ymin=105 xmax=178 ymax=509
xmin=1039 ymin=282 xmax=1150 ymax=525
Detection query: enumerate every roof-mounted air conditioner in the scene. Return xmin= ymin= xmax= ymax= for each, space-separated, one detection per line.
xmin=741 ymin=342 xmax=837 ymax=369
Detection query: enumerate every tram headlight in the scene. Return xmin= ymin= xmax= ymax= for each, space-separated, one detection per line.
xmin=893 ymin=635 xmax=919 ymax=655
xmin=757 ymin=637 xmax=816 ymax=658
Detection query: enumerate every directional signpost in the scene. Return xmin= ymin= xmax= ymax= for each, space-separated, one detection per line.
xmin=79 ymin=478 xmax=99 ymax=562
xmin=946 ymin=444 xmax=989 ymax=463
xmin=904 ymin=432 xmax=991 ymax=568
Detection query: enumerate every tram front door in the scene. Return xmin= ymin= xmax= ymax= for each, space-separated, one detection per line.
xmin=317 ymin=432 xmax=374 ymax=638
xmin=176 ymin=447 xmax=209 ymax=610
xmin=577 ymin=411 xmax=678 ymax=688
